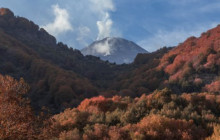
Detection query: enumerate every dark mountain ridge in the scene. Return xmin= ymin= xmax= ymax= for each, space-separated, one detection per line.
xmin=0 ymin=7 xmax=219 ymax=114
xmin=0 ymin=8 xmax=107 ymax=112
xmin=0 ymin=8 xmax=137 ymax=112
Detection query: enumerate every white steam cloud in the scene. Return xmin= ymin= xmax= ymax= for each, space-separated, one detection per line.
xmin=43 ymin=4 xmax=73 ymax=36
xmin=41 ymin=0 xmax=117 ymax=52
xmin=89 ymin=0 xmax=115 ymax=40
xmin=96 ymin=13 xmax=113 ymax=40
xmin=93 ymin=38 xmax=112 ymax=56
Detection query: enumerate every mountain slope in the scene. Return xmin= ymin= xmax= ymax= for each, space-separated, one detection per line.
xmin=81 ymin=37 xmax=148 ymax=64
xmin=0 ymin=8 xmax=167 ymax=112
xmin=158 ymin=26 xmax=220 ymax=93
xmin=0 ymin=8 xmax=131 ymax=88
xmin=0 ymin=27 xmax=99 ymax=112
xmin=0 ymin=8 xmax=102 ymax=112
xmin=112 ymin=26 xmax=220 ymax=94
xmin=0 ymin=7 xmax=220 ymax=140
xmin=0 ymin=7 xmax=219 ymax=114
xmin=0 ymin=8 xmax=138 ymax=112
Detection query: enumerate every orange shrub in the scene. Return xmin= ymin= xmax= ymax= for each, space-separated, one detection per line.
xmin=78 ymin=96 xmax=127 ymax=113
xmin=137 ymin=115 xmax=207 ymax=140
xmin=204 ymin=80 xmax=220 ymax=93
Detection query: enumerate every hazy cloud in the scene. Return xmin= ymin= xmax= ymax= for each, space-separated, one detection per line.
xmin=139 ymin=23 xmax=218 ymax=52
xmin=199 ymin=2 xmax=220 ymax=13
xmin=168 ymin=0 xmax=200 ymax=5
xmin=77 ymin=26 xmax=91 ymax=46
xmin=42 ymin=4 xmax=73 ymax=36
xmin=89 ymin=0 xmax=115 ymax=14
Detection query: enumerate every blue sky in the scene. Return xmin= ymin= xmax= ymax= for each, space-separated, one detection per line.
xmin=1 ymin=0 xmax=220 ymax=52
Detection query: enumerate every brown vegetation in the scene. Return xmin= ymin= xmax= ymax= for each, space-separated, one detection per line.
xmin=51 ymin=88 xmax=220 ymax=140
xmin=0 ymin=74 xmax=57 ymax=139
xmin=0 ymin=8 xmax=219 ymax=140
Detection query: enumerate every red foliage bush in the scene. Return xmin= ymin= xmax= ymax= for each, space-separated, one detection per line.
xmin=78 ymin=96 xmax=127 ymax=113
xmin=204 ymin=80 xmax=220 ymax=93
xmin=136 ymin=115 xmax=207 ymax=140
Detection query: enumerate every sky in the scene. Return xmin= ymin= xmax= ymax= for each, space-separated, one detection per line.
xmin=1 ymin=0 xmax=220 ymax=52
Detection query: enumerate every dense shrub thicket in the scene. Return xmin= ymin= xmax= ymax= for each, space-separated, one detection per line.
xmin=1 ymin=75 xmax=219 ymax=140
xmin=52 ymin=88 xmax=220 ymax=140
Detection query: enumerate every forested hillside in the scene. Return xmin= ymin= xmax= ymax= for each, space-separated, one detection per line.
xmin=0 ymin=8 xmax=129 ymax=112
xmin=0 ymin=8 xmax=170 ymax=112
xmin=111 ymin=27 xmax=220 ymax=95
xmin=1 ymin=76 xmax=219 ymax=139
xmin=0 ymin=8 xmax=219 ymax=139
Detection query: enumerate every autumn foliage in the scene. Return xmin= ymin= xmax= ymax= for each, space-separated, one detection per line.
xmin=0 ymin=8 xmax=220 ymax=140
xmin=158 ymin=26 xmax=220 ymax=93
xmin=51 ymin=89 xmax=220 ymax=140
xmin=1 ymin=80 xmax=219 ymax=139
xmin=0 ymin=74 xmax=58 ymax=139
